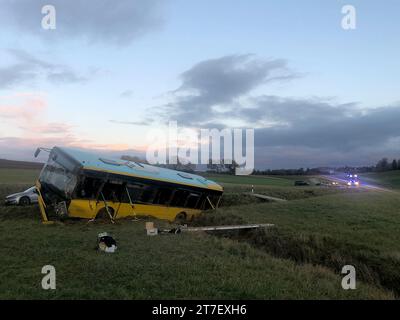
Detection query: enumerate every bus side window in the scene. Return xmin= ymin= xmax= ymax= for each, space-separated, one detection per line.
xmin=123 ymin=184 xmax=144 ymax=203
xmin=139 ymin=185 xmax=157 ymax=204
xmin=203 ymin=193 xmax=218 ymax=210
xmin=170 ymin=189 xmax=189 ymax=208
xmin=102 ymin=182 xmax=124 ymax=202
xmin=203 ymin=195 xmax=211 ymax=210
xmin=76 ymin=177 xmax=102 ymax=199
xmin=185 ymin=193 xmax=201 ymax=209
xmin=154 ymin=188 xmax=173 ymax=205
xmin=197 ymin=195 xmax=206 ymax=210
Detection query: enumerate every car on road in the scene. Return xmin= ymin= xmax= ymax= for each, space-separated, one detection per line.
xmin=5 ymin=186 xmax=38 ymax=206
xmin=294 ymin=181 xmax=310 ymax=186
xmin=346 ymin=174 xmax=360 ymax=186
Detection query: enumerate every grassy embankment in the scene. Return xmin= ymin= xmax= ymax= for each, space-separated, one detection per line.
xmin=0 ymin=166 xmax=398 ymax=299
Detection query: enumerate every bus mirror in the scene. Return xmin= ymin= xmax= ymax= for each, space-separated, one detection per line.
xmin=34 ymin=148 xmax=41 ymax=158
xmin=34 ymin=147 xmax=51 ymax=158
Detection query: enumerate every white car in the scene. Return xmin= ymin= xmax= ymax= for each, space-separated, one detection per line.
xmin=4 ymin=187 xmax=39 ymax=206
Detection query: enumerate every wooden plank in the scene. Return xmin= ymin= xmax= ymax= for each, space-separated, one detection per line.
xmin=245 ymin=193 xmax=287 ymax=202
xmin=181 ymin=224 xmax=275 ymax=232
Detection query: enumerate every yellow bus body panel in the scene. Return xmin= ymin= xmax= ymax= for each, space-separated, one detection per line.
xmin=68 ymin=199 xmax=201 ymax=222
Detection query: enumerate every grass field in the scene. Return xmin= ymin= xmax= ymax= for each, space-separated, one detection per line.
xmin=0 ymin=168 xmax=399 ymax=299
xmin=0 ymin=168 xmax=41 ymax=184
xmin=360 ymin=171 xmax=400 ymax=189
xmin=203 ymin=173 xmax=293 ymax=186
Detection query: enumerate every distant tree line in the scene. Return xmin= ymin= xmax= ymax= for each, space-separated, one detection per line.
xmin=374 ymin=158 xmax=400 ymax=172
xmin=336 ymin=158 xmax=400 ymax=173
xmin=206 ymin=159 xmax=239 ymax=175
xmin=253 ymin=168 xmax=314 ymax=176
xmin=252 ymin=157 xmax=400 ymax=176
xmin=155 ymin=158 xmax=196 ymax=173
xmin=121 ymin=154 xmax=400 ymax=175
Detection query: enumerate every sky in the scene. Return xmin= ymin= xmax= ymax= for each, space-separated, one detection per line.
xmin=0 ymin=0 xmax=399 ymax=169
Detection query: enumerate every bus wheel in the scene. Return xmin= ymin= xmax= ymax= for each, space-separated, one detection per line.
xmin=175 ymin=212 xmax=187 ymax=224
xmin=96 ymin=207 xmax=115 ymax=221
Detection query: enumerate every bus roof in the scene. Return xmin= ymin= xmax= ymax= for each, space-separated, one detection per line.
xmin=55 ymin=147 xmax=223 ymax=192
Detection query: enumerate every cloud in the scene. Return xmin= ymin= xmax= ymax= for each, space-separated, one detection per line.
xmin=161 ymin=54 xmax=297 ymax=126
xmin=238 ymin=96 xmax=358 ymax=126
xmin=19 ymin=122 xmax=75 ymax=135
xmin=0 ymin=93 xmax=76 ymax=138
xmin=0 ymin=93 xmax=47 ymax=121
xmin=0 ymin=49 xmax=90 ymax=89
xmin=203 ymin=94 xmax=400 ymax=166
xmin=0 ymin=93 xmax=145 ymax=161
xmin=7 ymin=49 xmax=54 ymax=70
xmin=47 ymin=71 xmax=87 ymax=84
xmin=227 ymin=95 xmax=400 ymax=168
xmin=247 ymin=96 xmax=400 ymax=151
xmin=0 ymin=136 xmax=146 ymax=162
xmin=120 ymin=90 xmax=134 ymax=98
xmin=153 ymin=55 xmax=400 ymax=168
xmin=0 ymin=0 xmax=167 ymax=45
xmin=0 ymin=63 xmax=36 ymax=89
xmin=109 ymin=119 xmax=151 ymax=126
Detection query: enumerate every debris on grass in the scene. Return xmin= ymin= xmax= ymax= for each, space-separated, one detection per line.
xmin=145 ymin=214 xmax=274 ymax=236
xmin=245 ymin=192 xmax=287 ymax=202
xmin=97 ymin=232 xmax=117 ymax=253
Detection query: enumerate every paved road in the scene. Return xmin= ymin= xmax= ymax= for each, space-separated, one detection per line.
xmin=321 ymin=174 xmax=394 ymax=193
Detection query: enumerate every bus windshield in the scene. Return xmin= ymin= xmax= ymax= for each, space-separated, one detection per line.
xmin=40 ymin=154 xmax=78 ymax=197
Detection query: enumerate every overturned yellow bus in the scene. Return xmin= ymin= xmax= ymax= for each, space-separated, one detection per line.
xmin=34 ymin=147 xmax=223 ymax=223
